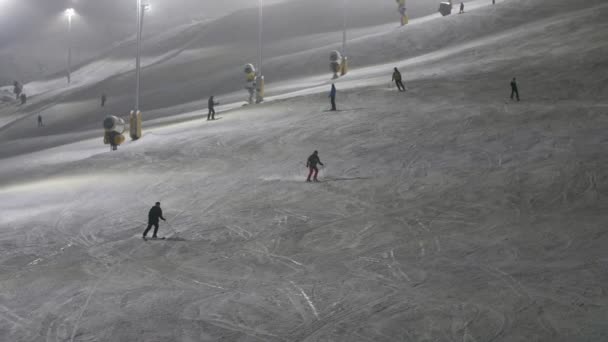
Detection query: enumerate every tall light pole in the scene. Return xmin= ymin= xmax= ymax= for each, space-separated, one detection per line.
xmin=340 ymin=0 xmax=348 ymax=76
xmin=256 ymin=0 xmax=264 ymax=103
xmin=131 ymin=1 xmax=149 ymax=141
xmin=65 ymin=8 xmax=75 ymax=84
xmin=135 ymin=1 xmax=149 ymax=112
xmin=342 ymin=0 xmax=347 ymax=56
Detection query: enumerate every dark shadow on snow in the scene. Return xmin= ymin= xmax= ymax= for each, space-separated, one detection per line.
xmin=321 ymin=177 xmax=371 ymax=182
xmin=165 ymin=237 xmax=188 ymax=241
xmin=322 ymin=108 xmax=367 ymax=113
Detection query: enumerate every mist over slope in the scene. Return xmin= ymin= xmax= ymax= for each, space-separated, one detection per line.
xmin=1 ymin=0 xmax=605 ymax=154
xmin=0 ymin=0 xmax=434 ymax=84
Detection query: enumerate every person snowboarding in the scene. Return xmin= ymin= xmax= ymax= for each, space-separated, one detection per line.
xmin=510 ymin=77 xmax=520 ymax=101
xmin=392 ymin=67 xmax=406 ymax=92
xmin=207 ymin=95 xmax=219 ymax=120
xmin=459 ymin=2 xmax=464 ymax=13
xmin=329 ymin=84 xmax=337 ymax=111
xmin=101 ymin=93 xmax=107 ymax=107
xmin=306 ymin=150 xmax=324 ymax=182
xmin=143 ymin=202 xmax=166 ymax=239
xmin=37 ymin=115 xmax=44 ymax=127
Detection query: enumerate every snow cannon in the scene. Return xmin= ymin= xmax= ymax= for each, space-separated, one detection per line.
xmin=244 ymin=64 xmax=257 ymax=104
xmin=439 ymin=2 xmax=452 ymax=16
xmin=330 ymin=50 xmax=342 ymax=79
xmin=396 ymin=0 xmax=408 ymax=26
xmin=129 ymin=110 xmax=142 ymax=140
xmin=340 ymin=56 xmax=348 ymax=76
xmin=103 ymin=115 xmax=126 ymax=151
xmin=256 ymin=75 xmax=265 ymax=104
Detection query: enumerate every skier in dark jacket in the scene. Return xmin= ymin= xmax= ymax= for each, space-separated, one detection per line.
xmin=392 ymin=67 xmax=406 ymax=92
xmin=20 ymin=93 xmax=27 ymax=105
xmin=459 ymin=2 xmax=464 ymax=13
xmin=101 ymin=93 xmax=107 ymax=107
xmin=207 ymin=96 xmax=219 ymax=120
xmin=143 ymin=202 xmax=166 ymax=239
xmin=329 ymin=84 xmax=337 ymax=111
xmin=37 ymin=115 xmax=43 ymax=127
xmin=306 ymin=150 xmax=324 ymax=182
xmin=13 ymin=81 xmax=22 ymax=100
xmin=510 ymin=77 xmax=520 ymax=101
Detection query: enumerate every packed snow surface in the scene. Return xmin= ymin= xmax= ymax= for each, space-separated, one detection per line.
xmin=1 ymin=0 xmax=608 ymax=341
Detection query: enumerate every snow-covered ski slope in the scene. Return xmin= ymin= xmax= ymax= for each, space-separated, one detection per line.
xmin=1 ymin=0 xmax=608 ymax=340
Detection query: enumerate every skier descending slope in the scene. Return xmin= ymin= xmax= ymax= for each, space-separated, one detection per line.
xmin=143 ymin=202 xmax=167 ymax=240
xmin=306 ymin=150 xmax=325 ymax=182
xmin=329 ymin=84 xmax=337 ymax=111
xmin=392 ymin=67 xmax=406 ymax=92
xmin=510 ymin=77 xmax=520 ymax=101
xmin=208 ymin=95 xmax=219 ymax=120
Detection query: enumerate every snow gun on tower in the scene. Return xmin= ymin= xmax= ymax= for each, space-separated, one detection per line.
xmin=103 ymin=116 xmax=126 ymax=151
xmin=396 ymin=0 xmax=408 ymax=26
xmin=244 ymin=64 xmax=257 ymax=104
xmin=330 ymin=50 xmax=343 ymax=79
xmin=439 ymin=0 xmax=453 ymax=16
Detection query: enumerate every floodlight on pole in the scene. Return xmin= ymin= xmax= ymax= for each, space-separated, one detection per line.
xmin=65 ymin=8 xmax=75 ymax=84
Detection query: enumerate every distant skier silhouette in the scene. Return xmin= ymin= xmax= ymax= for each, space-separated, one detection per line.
xmin=329 ymin=84 xmax=337 ymax=111
xmin=392 ymin=67 xmax=406 ymax=92
xmin=37 ymin=115 xmax=44 ymax=127
xmin=510 ymin=77 xmax=520 ymax=101
xmin=306 ymin=150 xmax=324 ymax=182
xmin=459 ymin=2 xmax=465 ymax=13
xmin=207 ymin=95 xmax=219 ymax=120
xmin=20 ymin=93 xmax=27 ymax=105
xmin=101 ymin=93 xmax=107 ymax=107
xmin=143 ymin=202 xmax=166 ymax=239
xmin=13 ymin=81 xmax=22 ymax=100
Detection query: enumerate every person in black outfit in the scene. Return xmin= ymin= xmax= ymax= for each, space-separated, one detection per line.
xmin=37 ymin=115 xmax=44 ymax=127
xmin=101 ymin=93 xmax=107 ymax=107
xmin=143 ymin=202 xmax=166 ymax=239
xmin=207 ymin=96 xmax=219 ymax=120
xmin=306 ymin=150 xmax=324 ymax=182
xmin=510 ymin=77 xmax=520 ymax=101
xmin=459 ymin=2 xmax=464 ymax=13
xmin=329 ymin=84 xmax=337 ymax=111
xmin=392 ymin=67 xmax=406 ymax=92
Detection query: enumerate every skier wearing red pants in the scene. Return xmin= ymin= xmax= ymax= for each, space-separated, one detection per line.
xmin=306 ymin=150 xmax=324 ymax=182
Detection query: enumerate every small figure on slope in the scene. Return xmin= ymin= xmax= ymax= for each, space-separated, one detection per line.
xmin=208 ymin=95 xmax=219 ymax=120
xmin=459 ymin=2 xmax=464 ymax=14
xmin=510 ymin=77 xmax=520 ymax=101
xmin=13 ymin=81 xmax=22 ymax=100
xmin=392 ymin=67 xmax=406 ymax=92
xmin=101 ymin=93 xmax=107 ymax=107
xmin=143 ymin=202 xmax=167 ymax=240
xmin=37 ymin=115 xmax=44 ymax=127
xmin=329 ymin=84 xmax=337 ymax=111
xmin=306 ymin=150 xmax=325 ymax=182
